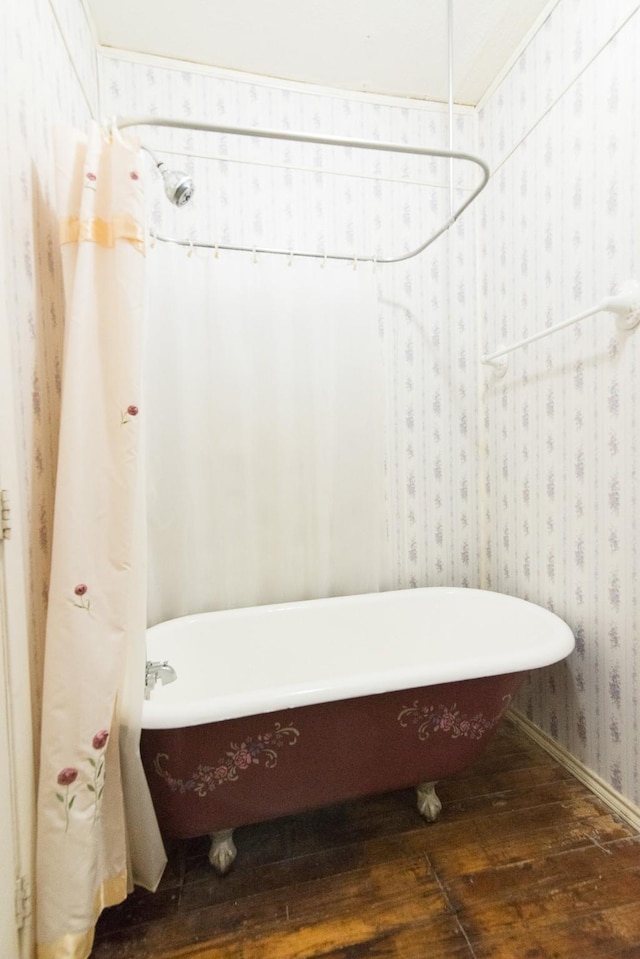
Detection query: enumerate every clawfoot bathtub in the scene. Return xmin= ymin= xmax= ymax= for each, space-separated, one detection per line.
xmin=141 ymin=587 xmax=574 ymax=873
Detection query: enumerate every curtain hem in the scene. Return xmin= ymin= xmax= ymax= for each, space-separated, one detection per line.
xmin=37 ymin=870 xmax=128 ymax=959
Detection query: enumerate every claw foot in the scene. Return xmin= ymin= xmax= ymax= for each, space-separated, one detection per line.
xmin=416 ymin=781 xmax=442 ymax=822
xmin=208 ymin=828 xmax=237 ymax=875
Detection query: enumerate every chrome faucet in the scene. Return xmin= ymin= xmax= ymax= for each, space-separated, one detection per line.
xmin=145 ymin=660 xmax=178 ymax=699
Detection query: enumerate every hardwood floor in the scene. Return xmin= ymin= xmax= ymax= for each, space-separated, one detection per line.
xmin=92 ymin=719 xmax=640 ymax=958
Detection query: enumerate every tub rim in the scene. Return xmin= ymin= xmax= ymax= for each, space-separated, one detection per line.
xmin=142 ymin=587 xmax=574 ymax=729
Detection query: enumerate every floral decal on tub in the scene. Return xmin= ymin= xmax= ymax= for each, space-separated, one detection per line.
xmin=398 ymin=697 xmax=511 ymax=742
xmin=153 ymin=722 xmax=300 ymax=797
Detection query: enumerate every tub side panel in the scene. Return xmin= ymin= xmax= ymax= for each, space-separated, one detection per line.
xmin=141 ymin=673 xmax=523 ymax=839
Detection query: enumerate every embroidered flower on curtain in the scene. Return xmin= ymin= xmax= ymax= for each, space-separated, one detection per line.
xmin=72 ymin=583 xmax=90 ymax=611
xmin=56 ymin=768 xmax=79 ymax=832
xmin=121 ymin=404 xmax=139 ymax=425
xmin=88 ymin=730 xmax=109 ymax=826
xmin=54 ymin=729 xmax=111 ymax=831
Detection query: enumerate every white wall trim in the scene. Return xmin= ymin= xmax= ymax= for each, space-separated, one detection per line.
xmin=509 ymin=709 xmax=640 ymax=834
xmin=78 ymin=0 xmax=100 ymax=48
xmin=0 ymin=286 xmax=35 ymax=959
xmin=47 ymin=0 xmax=99 ymax=118
xmin=475 ymin=0 xmax=560 ymax=111
xmin=96 ymin=45 xmax=477 ymax=117
xmin=479 ymin=2 xmax=640 ymax=180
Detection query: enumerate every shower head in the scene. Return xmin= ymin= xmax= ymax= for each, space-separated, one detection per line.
xmin=156 ymin=160 xmax=195 ymax=207
xmin=140 ymin=144 xmax=196 ymax=207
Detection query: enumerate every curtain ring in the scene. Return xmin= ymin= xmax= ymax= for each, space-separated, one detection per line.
xmin=214 ymin=243 xmax=219 ymax=259
xmin=352 ymin=255 xmax=358 ymax=272
xmin=148 ymin=230 xmax=156 ymax=249
xmin=288 ymin=251 xmax=294 ymax=267
xmin=252 ymin=247 xmax=258 ymax=264
xmin=320 ymin=253 xmax=327 ymax=269
xmin=106 ymin=115 xmax=121 ymax=144
xmin=187 ymin=236 xmax=194 ymax=258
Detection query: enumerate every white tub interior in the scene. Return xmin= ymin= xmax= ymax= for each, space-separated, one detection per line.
xmin=143 ymin=587 xmax=574 ymax=729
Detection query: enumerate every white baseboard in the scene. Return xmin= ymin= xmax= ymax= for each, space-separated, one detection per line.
xmin=507 ymin=708 xmax=640 ymax=834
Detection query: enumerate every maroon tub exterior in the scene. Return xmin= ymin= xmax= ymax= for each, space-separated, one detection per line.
xmin=140 ymin=671 xmax=523 ymax=839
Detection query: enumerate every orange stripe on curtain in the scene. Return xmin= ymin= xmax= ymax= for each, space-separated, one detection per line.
xmin=59 ymin=215 xmax=146 ymax=254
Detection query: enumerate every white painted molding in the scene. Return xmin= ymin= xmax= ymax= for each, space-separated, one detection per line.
xmin=47 ymin=0 xmax=99 ymax=119
xmin=475 ymin=0 xmax=560 ymax=111
xmin=96 ymin=46 xmax=477 ymax=116
xmin=478 ymin=3 xmax=640 ymax=180
xmin=0 ymin=272 xmax=35 ymax=959
xmin=78 ymin=0 xmax=100 ymax=47
xmin=508 ymin=709 xmax=640 ymax=834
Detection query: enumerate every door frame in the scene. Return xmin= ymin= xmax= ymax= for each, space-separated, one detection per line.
xmin=0 ymin=292 xmax=36 ymax=959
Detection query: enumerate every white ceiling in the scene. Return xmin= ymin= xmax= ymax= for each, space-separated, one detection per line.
xmin=87 ymin=0 xmax=554 ymax=106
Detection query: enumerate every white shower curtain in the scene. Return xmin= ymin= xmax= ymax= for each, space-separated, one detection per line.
xmin=37 ymin=124 xmax=384 ymax=959
xmin=146 ymin=247 xmax=385 ymax=623
xmin=36 ymin=124 xmax=166 ymax=959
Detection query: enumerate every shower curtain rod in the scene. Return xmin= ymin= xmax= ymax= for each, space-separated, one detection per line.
xmin=115 ymin=116 xmax=490 ymax=264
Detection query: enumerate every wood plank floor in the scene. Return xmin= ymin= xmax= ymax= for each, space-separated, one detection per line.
xmin=92 ymin=719 xmax=640 ymax=958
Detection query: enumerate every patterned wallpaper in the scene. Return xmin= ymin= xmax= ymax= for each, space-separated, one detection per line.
xmin=2 ymin=0 xmax=483 ymax=732
xmin=100 ymin=53 xmax=482 ymax=596
xmin=10 ymin=0 xmax=638 ymax=819
xmin=479 ymin=0 xmax=640 ymax=804
xmin=1 ymin=0 xmax=97 ymax=729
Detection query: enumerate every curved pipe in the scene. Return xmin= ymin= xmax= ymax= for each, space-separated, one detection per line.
xmin=121 ymin=116 xmax=489 ymax=264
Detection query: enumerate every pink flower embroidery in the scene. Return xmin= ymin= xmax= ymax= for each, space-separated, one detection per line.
xmin=86 ymin=172 xmax=97 ymax=181
xmin=214 ymin=765 xmax=228 ymax=782
xmin=72 ymin=584 xmax=90 ymax=611
xmin=130 ymin=171 xmax=140 ymax=180
xmin=57 ymin=767 xmax=78 ymax=786
xmin=56 ymin=767 xmax=79 ymax=831
xmin=92 ymin=730 xmax=109 ymax=750
xmin=88 ymin=732 xmax=108 ymax=825
xmin=121 ymin=405 xmax=140 ymax=425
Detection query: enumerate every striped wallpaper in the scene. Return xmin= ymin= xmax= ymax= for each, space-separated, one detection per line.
xmin=5 ymin=0 xmax=640 ymax=817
